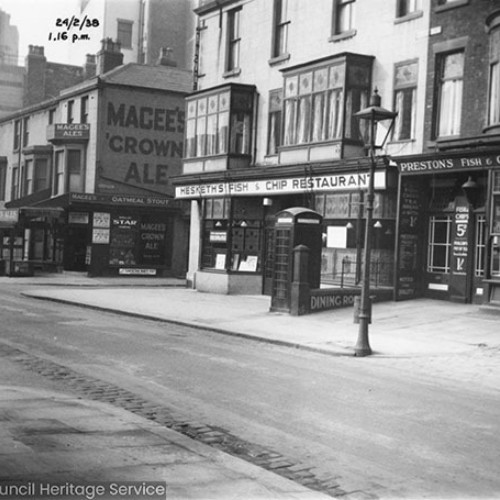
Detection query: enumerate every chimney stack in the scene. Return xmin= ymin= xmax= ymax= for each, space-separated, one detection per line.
xmin=84 ymin=54 xmax=96 ymax=79
xmin=157 ymin=47 xmax=177 ymax=67
xmin=96 ymin=38 xmax=124 ymax=75
xmin=24 ymin=45 xmax=47 ymax=106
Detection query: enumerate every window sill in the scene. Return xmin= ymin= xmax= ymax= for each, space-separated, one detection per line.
xmin=268 ymin=53 xmax=290 ymax=67
xmin=435 ymin=0 xmax=469 ymax=13
xmin=394 ymin=10 xmax=423 ymax=24
xmin=328 ymin=30 xmax=357 ymax=43
xmin=223 ymin=68 xmax=241 ymax=79
xmin=388 ymin=138 xmax=416 ymax=145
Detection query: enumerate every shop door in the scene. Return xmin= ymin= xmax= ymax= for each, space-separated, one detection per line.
xmin=425 ymin=202 xmax=481 ymax=302
xmin=65 ymin=226 xmax=88 ymax=271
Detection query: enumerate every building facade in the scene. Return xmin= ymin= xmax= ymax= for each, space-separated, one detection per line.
xmin=0 ymin=41 xmax=192 ymax=278
xmin=69 ymin=0 xmax=197 ymax=70
xmin=392 ymin=0 xmax=500 ymax=306
xmin=174 ymin=0 xmax=431 ymax=296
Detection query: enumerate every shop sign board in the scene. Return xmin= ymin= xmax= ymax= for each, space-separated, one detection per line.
xmin=70 ymin=192 xmax=176 ymax=208
xmin=47 ymin=123 xmax=90 ymax=141
xmin=310 ymin=288 xmax=360 ymax=312
xmin=119 ymin=268 xmax=157 ymax=275
xmin=93 ymin=212 xmax=111 ymax=228
xmin=395 ymin=153 xmax=500 ymax=175
xmin=176 ymin=171 xmax=386 ymax=199
xmin=68 ymin=212 xmax=89 ymax=224
xmin=452 ymin=205 xmax=469 ymax=275
xmin=92 ymin=228 xmax=110 ymax=244
xmin=0 ymin=209 xmax=19 ymax=225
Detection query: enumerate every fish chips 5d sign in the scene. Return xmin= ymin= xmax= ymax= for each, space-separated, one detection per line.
xmin=176 ymin=171 xmax=386 ymax=199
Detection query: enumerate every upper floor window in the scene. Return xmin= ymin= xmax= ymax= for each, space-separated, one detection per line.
xmin=397 ymin=0 xmax=422 ymax=17
xmin=488 ymin=25 xmax=500 ymax=127
xmin=272 ymin=0 xmax=290 ymax=58
xmin=67 ymin=100 xmax=74 ymax=124
xmin=81 ymin=96 xmax=89 ymax=124
xmin=226 ymin=8 xmax=241 ymax=72
xmin=11 ymin=167 xmax=19 ymax=200
xmin=48 ymin=108 xmax=56 ymax=125
xmin=13 ymin=120 xmax=21 ymax=150
xmin=282 ymin=55 xmax=371 ymax=147
xmin=117 ymin=19 xmax=133 ymax=49
xmin=332 ymin=0 xmax=355 ymax=36
xmin=393 ymin=60 xmax=418 ymax=141
xmin=54 ymin=150 xmax=64 ymax=195
xmin=34 ymin=158 xmax=49 ymax=192
xmin=0 ymin=160 xmax=6 ymax=202
xmin=24 ymin=160 xmax=33 ymax=196
xmin=435 ymin=51 xmax=464 ymax=137
xmin=22 ymin=117 xmax=29 ymax=147
xmin=267 ymin=89 xmax=282 ymax=155
xmin=53 ymin=147 xmax=85 ymax=195
xmin=185 ymin=84 xmax=254 ymax=159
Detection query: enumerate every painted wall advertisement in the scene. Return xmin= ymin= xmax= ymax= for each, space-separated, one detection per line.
xmin=108 ymin=215 xmax=169 ymax=267
xmin=99 ymin=88 xmax=185 ymax=197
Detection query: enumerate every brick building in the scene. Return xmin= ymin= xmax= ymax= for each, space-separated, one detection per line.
xmin=0 ymin=41 xmax=192 ymax=278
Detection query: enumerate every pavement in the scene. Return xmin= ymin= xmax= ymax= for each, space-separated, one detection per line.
xmin=1 ymin=271 xmax=500 ymax=499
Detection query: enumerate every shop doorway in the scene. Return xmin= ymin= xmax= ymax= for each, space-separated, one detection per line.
xmin=64 ymin=226 xmax=88 ymax=271
xmin=424 ymin=204 xmax=486 ymax=303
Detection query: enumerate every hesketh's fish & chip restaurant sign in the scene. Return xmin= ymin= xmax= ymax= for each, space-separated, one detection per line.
xmin=175 ymin=171 xmax=387 ymax=199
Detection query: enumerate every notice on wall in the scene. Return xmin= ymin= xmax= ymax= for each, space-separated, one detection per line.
xmin=396 ymin=178 xmax=424 ymax=300
xmin=452 ymin=205 xmax=469 ymax=275
xmin=139 ymin=222 xmax=167 ymax=265
xmin=109 ymin=216 xmax=139 ymax=265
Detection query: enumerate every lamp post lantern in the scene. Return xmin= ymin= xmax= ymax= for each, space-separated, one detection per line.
xmin=354 ymin=89 xmax=397 ymax=357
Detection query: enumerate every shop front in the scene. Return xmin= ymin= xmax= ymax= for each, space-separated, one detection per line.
xmin=175 ymin=160 xmax=398 ymax=295
xmin=393 ymin=150 xmax=500 ymax=304
xmin=35 ymin=192 xmax=188 ymax=277
xmin=0 ymin=206 xmax=65 ymax=276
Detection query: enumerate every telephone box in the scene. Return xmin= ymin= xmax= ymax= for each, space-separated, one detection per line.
xmin=270 ymin=207 xmax=323 ymax=312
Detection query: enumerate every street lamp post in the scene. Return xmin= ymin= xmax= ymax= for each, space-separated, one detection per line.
xmin=354 ymin=89 xmax=397 ymax=357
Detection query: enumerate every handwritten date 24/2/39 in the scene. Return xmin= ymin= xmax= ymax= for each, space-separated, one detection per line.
xmin=56 ymin=16 xmax=100 ymax=29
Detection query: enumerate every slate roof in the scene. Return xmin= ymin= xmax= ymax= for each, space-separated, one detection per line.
xmin=100 ymin=63 xmax=194 ymax=94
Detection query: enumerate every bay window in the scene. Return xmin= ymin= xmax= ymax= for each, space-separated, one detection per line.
xmin=184 ymin=84 xmax=255 ymax=171
xmin=52 ymin=147 xmax=85 ymax=194
xmin=282 ymin=54 xmax=371 ymax=149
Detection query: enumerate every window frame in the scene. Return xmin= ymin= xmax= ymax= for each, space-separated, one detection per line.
xmin=427 ymin=215 xmax=452 ymax=273
xmin=332 ymin=0 xmax=355 ymax=37
xmin=396 ymin=0 xmax=422 ymax=18
xmin=67 ymin=100 xmax=75 ymax=124
xmin=13 ymin=119 xmax=21 ymax=150
xmin=80 ymin=96 xmax=89 ymax=124
xmin=271 ymin=0 xmax=290 ymax=59
xmin=267 ymin=88 xmax=283 ymax=155
xmin=226 ymin=8 xmax=241 ymax=73
xmin=434 ymin=50 xmax=464 ymax=139
xmin=22 ymin=117 xmax=30 ymax=148
xmin=393 ymin=60 xmax=418 ymax=142
xmin=117 ymin=19 xmax=133 ymax=49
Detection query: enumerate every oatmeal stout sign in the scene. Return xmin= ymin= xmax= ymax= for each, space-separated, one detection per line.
xmin=100 ymin=88 xmax=185 ymax=196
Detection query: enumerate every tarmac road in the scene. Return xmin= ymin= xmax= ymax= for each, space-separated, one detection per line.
xmin=1 ymin=283 xmax=499 ymax=499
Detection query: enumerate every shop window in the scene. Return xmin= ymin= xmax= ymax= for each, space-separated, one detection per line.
xmin=67 ymin=100 xmax=74 ymax=124
xmin=117 ymin=20 xmax=133 ymax=49
xmin=427 ymin=215 xmax=452 ymax=273
xmin=108 ymin=214 xmax=172 ymax=268
xmin=226 ymin=8 xmax=241 ymax=73
xmin=13 ymin=120 xmax=21 ymax=150
xmin=22 ymin=117 xmax=29 ymax=147
xmin=23 ymin=160 xmax=33 ymax=196
xmin=434 ymin=51 xmax=464 ymax=138
xmin=282 ymin=55 xmax=371 ymax=147
xmin=332 ymin=0 xmax=355 ymax=36
xmin=475 ymin=215 xmax=486 ymax=277
xmin=393 ymin=61 xmax=418 ymax=141
xmin=81 ymin=96 xmax=89 ymax=124
xmin=397 ymin=0 xmax=422 ymax=17
xmin=185 ymin=84 xmax=254 ymax=159
xmin=267 ymin=89 xmax=282 ymax=155
xmin=272 ymin=0 xmax=290 ymax=59
xmin=200 ymin=198 xmax=263 ymax=273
